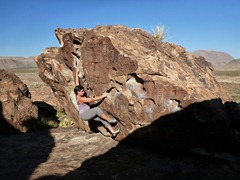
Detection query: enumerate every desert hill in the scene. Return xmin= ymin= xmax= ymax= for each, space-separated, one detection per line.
xmin=0 ymin=56 xmax=37 ymax=69
xmin=193 ymin=50 xmax=234 ymax=67
xmin=215 ymin=59 xmax=240 ymax=71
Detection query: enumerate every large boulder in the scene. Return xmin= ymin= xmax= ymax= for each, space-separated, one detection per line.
xmin=0 ymin=69 xmax=38 ymax=134
xmin=35 ymin=25 xmax=231 ymax=140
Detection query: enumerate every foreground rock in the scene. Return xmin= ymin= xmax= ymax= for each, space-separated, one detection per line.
xmin=0 ymin=69 xmax=38 ymax=133
xmin=0 ymin=127 xmax=239 ymax=180
xmin=35 ymin=25 xmax=231 ymax=141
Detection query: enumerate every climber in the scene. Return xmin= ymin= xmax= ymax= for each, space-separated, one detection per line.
xmin=74 ymin=70 xmax=120 ymax=138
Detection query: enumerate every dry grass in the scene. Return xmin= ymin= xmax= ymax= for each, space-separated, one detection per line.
xmin=151 ymin=25 xmax=166 ymax=42
xmin=7 ymin=68 xmax=45 ymax=90
xmin=219 ymin=82 xmax=240 ymax=102
xmin=214 ymin=70 xmax=240 ymax=77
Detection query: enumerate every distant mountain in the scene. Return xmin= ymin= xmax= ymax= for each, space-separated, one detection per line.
xmin=215 ymin=59 xmax=240 ymax=71
xmin=193 ymin=50 xmax=234 ymax=67
xmin=0 ymin=56 xmax=37 ymax=69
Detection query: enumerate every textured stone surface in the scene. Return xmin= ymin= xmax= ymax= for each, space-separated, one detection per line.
xmin=35 ymin=25 xmax=231 ymax=140
xmin=0 ymin=127 xmax=239 ymax=180
xmin=0 ymin=69 xmax=38 ymax=133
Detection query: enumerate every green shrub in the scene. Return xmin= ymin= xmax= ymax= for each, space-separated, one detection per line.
xmin=59 ymin=118 xmax=73 ymax=128
xmin=29 ymin=110 xmax=73 ymax=131
xmin=30 ymin=117 xmax=59 ymax=131
xmin=57 ymin=110 xmax=74 ymax=128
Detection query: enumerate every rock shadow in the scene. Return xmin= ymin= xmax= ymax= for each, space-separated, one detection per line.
xmin=0 ymin=102 xmax=55 ymax=180
xmin=36 ymin=99 xmax=240 ymax=179
xmin=34 ymin=101 xmax=57 ymax=120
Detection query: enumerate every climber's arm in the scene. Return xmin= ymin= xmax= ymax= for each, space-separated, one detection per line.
xmin=78 ymin=93 xmax=108 ymax=103
xmin=75 ymin=69 xmax=79 ymax=86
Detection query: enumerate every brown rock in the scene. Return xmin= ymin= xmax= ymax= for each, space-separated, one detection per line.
xmin=35 ymin=25 xmax=231 ymax=140
xmin=0 ymin=127 xmax=239 ymax=179
xmin=0 ymin=69 xmax=38 ymax=134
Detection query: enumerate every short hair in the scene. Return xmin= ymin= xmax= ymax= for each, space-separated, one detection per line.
xmin=74 ymin=85 xmax=84 ymax=95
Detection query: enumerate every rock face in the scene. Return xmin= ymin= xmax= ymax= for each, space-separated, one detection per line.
xmin=35 ymin=25 xmax=231 ymax=140
xmin=0 ymin=69 xmax=38 ymax=134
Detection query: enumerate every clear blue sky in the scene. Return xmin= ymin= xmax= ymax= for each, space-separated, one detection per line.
xmin=0 ymin=0 xmax=239 ymax=59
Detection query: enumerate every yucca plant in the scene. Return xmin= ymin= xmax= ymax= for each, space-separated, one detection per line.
xmin=151 ymin=25 xmax=166 ymax=42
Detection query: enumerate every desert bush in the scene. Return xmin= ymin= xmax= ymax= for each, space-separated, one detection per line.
xmin=57 ymin=111 xmax=73 ymax=128
xmin=30 ymin=117 xmax=59 ymax=131
xmin=150 ymin=25 xmax=166 ymax=42
xmin=59 ymin=118 xmax=73 ymax=128
xmin=30 ymin=110 xmax=74 ymax=131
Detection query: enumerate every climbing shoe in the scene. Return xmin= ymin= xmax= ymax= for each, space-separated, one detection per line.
xmin=111 ymin=129 xmax=120 ymax=138
xmin=109 ymin=118 xmax=117 ymax=124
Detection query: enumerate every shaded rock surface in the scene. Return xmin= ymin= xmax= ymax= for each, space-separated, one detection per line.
xmin=35 ymin=25 xmax=231 ymax=141
xmin=122 ymin=99 xmax=240 ymax=153
xmin=0 ymin=69 xmax=38 ymax=134
xmin=0 ymin=127 xmax=239 ymax=180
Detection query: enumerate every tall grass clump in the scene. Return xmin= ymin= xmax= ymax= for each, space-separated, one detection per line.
xmin=151 ymin=25 xmax=167 ymax=42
